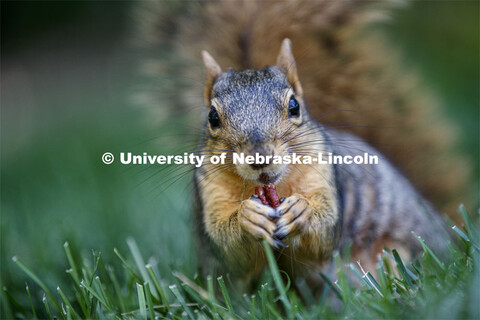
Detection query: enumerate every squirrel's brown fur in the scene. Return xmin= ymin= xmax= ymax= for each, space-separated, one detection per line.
xmin=136 ymin=0 xmax=471 ymax=220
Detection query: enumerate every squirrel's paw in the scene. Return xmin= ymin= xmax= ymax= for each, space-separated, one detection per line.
xmin=273 ymin=194 xmax=312 ymax=240
xmin=238 ymin=199 xmax=280 ymax=248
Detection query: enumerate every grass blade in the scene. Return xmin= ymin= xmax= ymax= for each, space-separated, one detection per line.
xmin=365 ymin=272 xmax=383 ymax=297
xmin=57 ymin=286 xmax=81 ymax=319
xmin=136 ymin=283 xmax=147 ymax=320
xmin=113 ymin=248 xmax=142 ymax=282
xmin=1 ymin=286 xmax=14 ymax=319
xmin=80 ymin=280 xmax=114 ymax=314
xmin=146 ymin=264 xmax=169 ymax=311
xmin=459 ymin=204 xmax=475 ymax=237
xmin=216 ymin=276 xmax=233 ymax=314
xmin=25 ymin=283 xmax=38 ymax=320
xmin=452 ymin=225 xmax=470 ymax=242
xmin=144 ymin=282 xmax=156 ymax=320
xmin=64 ymin=242 xmax=80 ymax=283
xmin=12 ymin=256 xmax=62 ymax=314
xmin=259 ymin=283 xmax=268 ymax=320
xmin=412 ymin=231 xmax=445 ymax=271
xmin=262 ymin=240 xmax=292 ymax=318
xmin=42 ymin=294 xmax=53 ymax=320
xmin=127 ymin=238 xmax=158 ymax=298
xmin=392 ymin=249 xmax=414 ymax=288
xmin=106 ymin=266 xmax=126 ymax=313
xmin=65 ymin=271 xmax=89 ymax=318
xmin=169 ymin=284 xmax=195 ymax=320
xmin=94 ymin=276 xmax=113 ymax=312
xmin=319 ymin=273 xmax=342 ymax=301
xmin=250 ymin=294 xmax=257 ymax=320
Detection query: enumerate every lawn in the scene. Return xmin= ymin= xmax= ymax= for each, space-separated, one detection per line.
xmin=4 ymin=206 xmax=480 ymax=319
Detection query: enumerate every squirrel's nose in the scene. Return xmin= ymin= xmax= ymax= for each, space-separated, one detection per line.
xmin=250 ymin=162 xmax=269 ymax=170
xmin=249 ymin=145 xmax=272 ymax=170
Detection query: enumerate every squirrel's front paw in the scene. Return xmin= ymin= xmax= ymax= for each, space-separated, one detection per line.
xmin=238 ymin=199 xmax=282 ymax=248
xmin=273 ymin=194 xmax=312 ymax=240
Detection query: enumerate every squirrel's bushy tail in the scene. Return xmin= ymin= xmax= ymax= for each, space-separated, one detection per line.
xmin=135 ymin=0 xmax=472 ymax=219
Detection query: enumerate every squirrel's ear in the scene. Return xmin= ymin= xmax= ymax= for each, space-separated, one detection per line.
xmin=202 ymin=50 xmax=222 ymax=104
xmin=276 ymin=38 xmax=303 ymax=96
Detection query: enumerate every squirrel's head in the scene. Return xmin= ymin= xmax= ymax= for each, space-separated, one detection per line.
xmin=202 ymin=39 xmax=311 ymax=185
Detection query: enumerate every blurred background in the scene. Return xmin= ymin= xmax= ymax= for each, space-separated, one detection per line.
xmin=1 ymin=0 xmax=479 ymax=313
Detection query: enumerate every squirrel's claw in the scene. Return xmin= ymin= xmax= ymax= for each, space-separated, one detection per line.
xmin=237 ymin=199 xmax=289 ymax=247
xmin=273 ymin=194 xmax=311 ymax=240
xmin=238 ymin=199 xmax=278 ymax=244
xmin=272 ymin=236 xmax=288 ymax=248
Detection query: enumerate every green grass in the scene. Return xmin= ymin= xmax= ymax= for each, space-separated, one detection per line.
xmin=3 ymin=206 xmax=479 ymax=319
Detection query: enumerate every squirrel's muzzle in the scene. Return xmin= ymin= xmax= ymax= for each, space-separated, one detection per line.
xmin=233 ymin=139 xmax=287 ymax=184
xmin=248 ymin=144 xmax=273 ymax=170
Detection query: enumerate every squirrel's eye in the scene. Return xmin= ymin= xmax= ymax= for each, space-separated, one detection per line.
xmin=288 ymin=96 xmax=300 ymax=118
xmin=208 ymin=106 xmax=221 ymax=129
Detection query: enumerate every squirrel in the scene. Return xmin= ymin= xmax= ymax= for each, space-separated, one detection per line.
xmin=136 ymin=1 xmax=472 ymax=287
xmin=192 ymin=39 xmax=449 ymax=288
